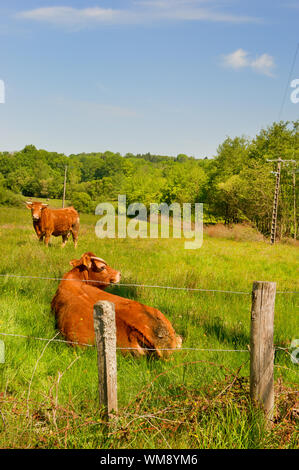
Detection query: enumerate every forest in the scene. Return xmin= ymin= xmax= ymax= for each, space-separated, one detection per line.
xmin=0 ymin=120 xmax=298 ymax=238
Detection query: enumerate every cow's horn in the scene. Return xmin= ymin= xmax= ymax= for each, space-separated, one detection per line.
xmin=90 ymin=256 xmax=107 ymax=264
xmin=25 ymin=201 xmax=33 ymax=204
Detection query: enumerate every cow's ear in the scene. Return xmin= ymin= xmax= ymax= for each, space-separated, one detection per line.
xmin=25 ymin=202 xmax=33 ymax=209
xmin=41 ymin=204 xmax=48 ymax=209
xmin=80 ymin=253 xmax=92 ymax=269
xmin=70 ymin=259 xmax=80 ymax=267
xmin=70 ymin=254 xmax=91 ymax=269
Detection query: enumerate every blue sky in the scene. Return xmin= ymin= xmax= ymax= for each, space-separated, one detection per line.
xmin=0 ymin=0 xmax=298 ymax=157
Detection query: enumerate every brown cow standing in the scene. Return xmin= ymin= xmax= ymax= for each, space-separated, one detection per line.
xmin=51 ymin=252 xmax=182 ymax=358
xmin=26 ymin=201 xmax=79 ymax=247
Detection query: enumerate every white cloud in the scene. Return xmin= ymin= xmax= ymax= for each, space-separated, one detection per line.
xmin=251 ymin=53 xmax=275 ymax=77
xmin=222 ymin=49 xmax=250 ymax=69
xmin=222 ymin=49 xmax=275 ymax=76
xmin=138 ymin=0 xmax=258 ymax=22
xmin=16 ymin=2 xmax=260 ymax=28
xmin=16 ymin=7 xmax=137 ymax=26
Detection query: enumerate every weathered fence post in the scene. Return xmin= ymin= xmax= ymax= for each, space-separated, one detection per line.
xmin=250 ymin=281 xmax=276 ymax=426
xmin=93 ymin=301 xmax=118 ymax=420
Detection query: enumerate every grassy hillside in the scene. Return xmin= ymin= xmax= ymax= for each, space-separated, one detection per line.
xmin=0 ymin=204 xmax=298 ymax=449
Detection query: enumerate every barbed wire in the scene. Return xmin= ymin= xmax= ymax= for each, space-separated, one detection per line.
xmin=0 ymin=331 xmax=249 ymax=352
xmin=0 ymin=331 xmax=295 ymax=355
xmin=0 ymin=273 xmax=298 ymax=295
xmin=0 ymin=331 xmax=94 ymax=348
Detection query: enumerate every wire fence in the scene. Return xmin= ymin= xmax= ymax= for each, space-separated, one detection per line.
xmin=0 ymin=272 xmax=298 ymax=294
xmin=0 ymin=328 xmax=294 ymax=357
xmin=0 ymin=270 xmax=297 ymax=392
xmin=1 ymin=330 xmax=297 ymax=384
xmin=0 ymin=271 xmax=297 ymax=354
xmin=1 ymin=271 xmax=298 ymax=447
xmin=0 ymin=331 xmax=251 ymax=352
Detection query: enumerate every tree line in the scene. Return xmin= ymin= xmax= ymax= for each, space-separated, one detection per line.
xmin=0 ymin=120 xmax=298 ymax=238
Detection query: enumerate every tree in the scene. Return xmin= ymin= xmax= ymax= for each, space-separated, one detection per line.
xmin=71 ymin=192 xmax=93 ymax=213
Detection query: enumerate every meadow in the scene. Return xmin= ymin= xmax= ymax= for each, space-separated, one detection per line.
xmin=0 ymin=203 xmax=298 ymax=449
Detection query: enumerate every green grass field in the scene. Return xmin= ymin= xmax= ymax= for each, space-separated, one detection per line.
xmin=0 ymin=204 xmax=298 ymax=449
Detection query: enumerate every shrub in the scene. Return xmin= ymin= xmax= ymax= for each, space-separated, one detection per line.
xmin=0 ymin=188 xmax=24 ymax=207
xmin=71 ymin=191 xmax=94 ymax=214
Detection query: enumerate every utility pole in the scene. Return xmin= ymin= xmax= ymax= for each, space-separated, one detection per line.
xmin=291 ymin=168 xmax=299 ymax=240
xmin=293 ymin=168 xmax=297 ymax=240
xmin=267 ymin=158 xmax=296 ymax=244
xmin=62 ymin=165 xmax=67 ymax=208
xmin=269 ymin=158 xmax=282 ymax=245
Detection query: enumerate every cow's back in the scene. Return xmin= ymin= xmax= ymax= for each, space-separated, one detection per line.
xmin=45 ymin=207 xmax=79 ymax=234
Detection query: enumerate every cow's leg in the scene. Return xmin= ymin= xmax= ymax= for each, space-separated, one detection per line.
xmin=34 ymin=223 xmax=46 ymax=244
xmin=34 ymin=223 xmax=42 ymax=240
xmin=115 ymin=327 xmax=148 ymax=357
xmin=71 ymin=230 xmax=78 ymax=249
xmin=61 ymin=233 xmax=70 ymax=248
xmin=44 ymin=233 xmax=51 ymax=247
xmin=71 ymin=218 xmax=79 ymax=248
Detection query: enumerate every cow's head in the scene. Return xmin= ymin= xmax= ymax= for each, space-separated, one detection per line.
xmin=70 ymin=252 xmax=121 ymax=289
xmin=25 ymin=201 xmax=48 ymax=221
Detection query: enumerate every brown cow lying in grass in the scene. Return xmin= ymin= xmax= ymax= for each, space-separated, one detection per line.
xmin=26 ymin=201 xmax=79 ymax=247
xmin=51 ymin=252 xmax=182 ymax=358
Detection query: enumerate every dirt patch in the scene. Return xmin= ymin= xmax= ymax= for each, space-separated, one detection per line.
xmin=0 ymin=224 xmax=30 ymax=230
xmin=204 ymin=223 xmax=265 ymax=242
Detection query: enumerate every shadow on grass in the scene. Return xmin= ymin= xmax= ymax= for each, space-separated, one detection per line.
xmin=106 ymin=284 xmax=140 ymax=300
xmin=16 ymin=240 xmax=29 ymax=247
xmin=201 ymin=316 xmax=249 ymax=349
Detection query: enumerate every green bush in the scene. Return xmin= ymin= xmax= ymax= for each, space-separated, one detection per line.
xmin=71 ymin=191 xmax=94 ymax=214
xmin=0 ymin=188 xmax=23 ymax=207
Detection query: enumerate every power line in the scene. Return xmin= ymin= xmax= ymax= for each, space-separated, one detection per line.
xmin=278 ymin=42 xmax=299 ymax=121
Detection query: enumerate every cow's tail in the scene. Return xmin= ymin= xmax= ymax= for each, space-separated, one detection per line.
xmin=72 ymin=215 xmax=80 ymax=231
xmin=71 ymin=215 xmax=80 ymax=247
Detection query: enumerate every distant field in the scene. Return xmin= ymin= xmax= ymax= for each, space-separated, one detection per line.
xmin=0 ymin=204 xmax=298 ymax=449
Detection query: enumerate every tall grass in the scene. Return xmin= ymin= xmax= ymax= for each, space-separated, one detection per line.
xmin=0 ymin=205 xmax=298 ymax=449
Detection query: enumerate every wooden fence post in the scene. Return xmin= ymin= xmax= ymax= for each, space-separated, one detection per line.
xmin=93 ymin=301 xmax=118 ymax=420
xmin=250 ymin=281 xmax=276 ymax=426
